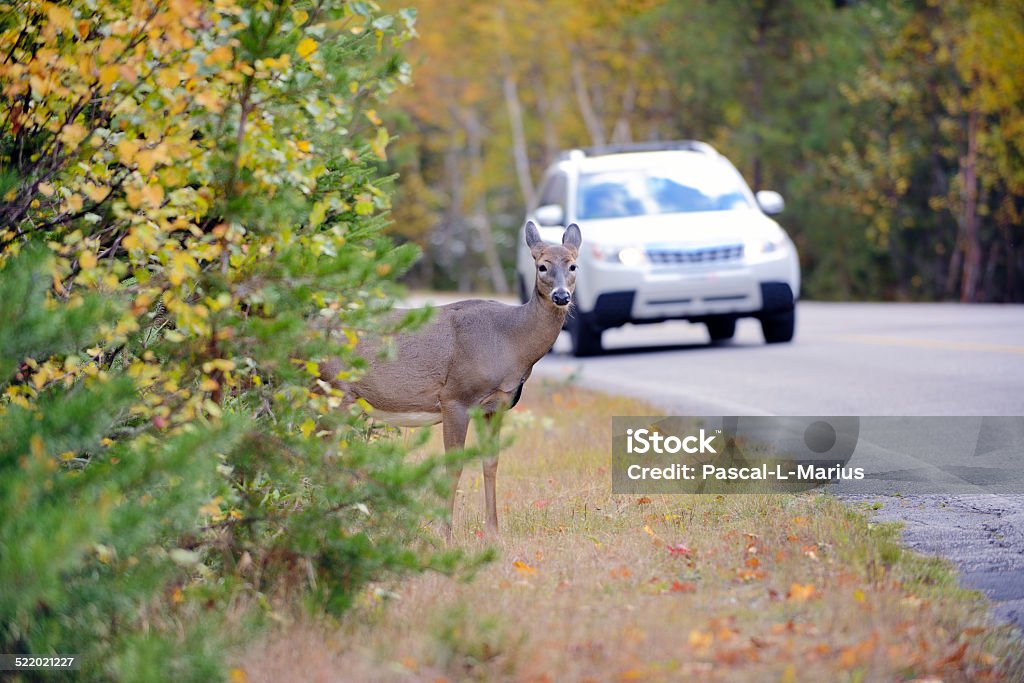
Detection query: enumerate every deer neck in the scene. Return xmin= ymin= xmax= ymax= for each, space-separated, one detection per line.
xmin=513 ymin=290 xmax=569 ymax=366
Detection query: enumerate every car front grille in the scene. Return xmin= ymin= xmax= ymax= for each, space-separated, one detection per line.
xmin=646 ymin=244 xmax=744 ymax=265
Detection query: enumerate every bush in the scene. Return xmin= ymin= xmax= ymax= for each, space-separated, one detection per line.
xmin=0 ymin=247 xmax=245 ymax=680
xmin=1 ymin=0 xmax=483 ymax=678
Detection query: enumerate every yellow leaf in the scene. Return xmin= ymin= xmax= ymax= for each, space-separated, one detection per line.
xmin=99 ymin=65 xmax=120 ymax=88
xmin=84 ymin=183 xmax=110 ymax=202
xmin=195 ymin=90 xmax=224 ymax=113
xmin=37 ymin=182 xmax=55 ymax=197
xmin=204 ymin=45 xmax=233 ymax=67
xmin=117 ymin=139 xmax=138 ymax=165
xmin=168 ymin=251 xmax=198 ymax=286
xmin=141 ymin=184 xmax=164 ymax=207
xmin=98 ymin=36 xmax=122 ymax=61
xmin=80 ymin=251 xmax=97 ymax=270
xmin=47 ymin=4 xmax=73 ymax=31
xmin=156 ymin=68 xmax=181 ymax=89
xmin=135 ymin=149 xmax=157 ymax=175
xmin=300 ymin=418 xmax=316 ymax=438
xmin=229 ymin=668 xmax=249 ymax=683
xmin=59 ymin=124 xmax=88 ymax=148
xmin=296 ymin=37 xmax=318 ymax=59
xmin=853 ymin=589 xmax=866 ymax=603
xmin=513 ymin=560 xmax=536 ymax=576
xmin=125 ymin=185 xmax=144 ymax=209
xmin=199 ymin=497 xmax=224 ymax=516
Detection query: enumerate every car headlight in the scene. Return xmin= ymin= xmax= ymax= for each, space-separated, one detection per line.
xmin=617 ymin=247 xmax=647 ymax=266
xmin=591 ymin=244 xmax=648 ymax=266
xmin=760 ymin=236 xmax=788 ymax=254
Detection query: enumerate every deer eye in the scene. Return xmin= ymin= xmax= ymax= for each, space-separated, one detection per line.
xmin=538 ymin=265 xmax=548 ymax=272
xmin=569 ymin=264 xmax=577 ymax=271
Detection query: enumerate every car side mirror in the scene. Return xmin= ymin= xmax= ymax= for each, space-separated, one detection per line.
xmin=534 ymin=204 xmax=565 ymax=227
xmin=756 ymin=191 xmax=785 ymax=216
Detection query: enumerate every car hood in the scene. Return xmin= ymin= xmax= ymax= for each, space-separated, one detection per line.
xmin=537 ymin=210 xmax=786 ymax=249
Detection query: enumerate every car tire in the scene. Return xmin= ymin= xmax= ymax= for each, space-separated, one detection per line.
xmin=705 ymin=317 xmax=736 ymax=344
xmin=760 ymin=308 xmax=795 ymax=344
xmin=569 ymin=309 xmax=603 ymax=357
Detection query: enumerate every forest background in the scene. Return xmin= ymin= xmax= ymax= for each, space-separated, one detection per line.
xmin=386 ymin=0 xmax=1024 ymax=303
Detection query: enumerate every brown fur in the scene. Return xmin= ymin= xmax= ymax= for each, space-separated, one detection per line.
xmin=329 ymin=223 xmax=582 ymax=536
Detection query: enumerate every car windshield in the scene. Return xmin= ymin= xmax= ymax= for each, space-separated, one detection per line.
xmin=576 ymin=160 xmax=754 ymax=220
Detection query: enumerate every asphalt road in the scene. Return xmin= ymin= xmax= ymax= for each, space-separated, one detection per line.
xmin=531 ymin=301 xmax=1024 ymax=628
xmin=536 ymin=301 xmax=1024 ymax=416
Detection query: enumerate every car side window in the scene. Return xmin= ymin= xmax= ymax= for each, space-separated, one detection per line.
xmin=538 ymin=173 xmax=567 ymax=211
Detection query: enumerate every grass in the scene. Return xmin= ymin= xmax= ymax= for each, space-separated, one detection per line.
xmin=235 ymin=382 xmax=1023 ymax=682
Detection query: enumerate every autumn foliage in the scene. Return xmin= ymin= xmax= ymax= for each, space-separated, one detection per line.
xmin=0 ymin=0 xmax=475 ymax=677
xmin=388 ymin=0 xmax=1024 ymax=302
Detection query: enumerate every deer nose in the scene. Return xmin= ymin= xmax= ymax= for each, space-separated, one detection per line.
xmin=551 ymin=289 xmax=571 ymax=306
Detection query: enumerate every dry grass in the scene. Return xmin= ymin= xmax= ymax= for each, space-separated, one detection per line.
xmin=236 ymin=382 xmax=1023 ymax=682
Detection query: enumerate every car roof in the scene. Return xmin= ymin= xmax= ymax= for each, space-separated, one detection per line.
xmin=570 ymin=150 xmax=717 ymax=173
xmin=550 ymin=141 xmax=725 ymax=174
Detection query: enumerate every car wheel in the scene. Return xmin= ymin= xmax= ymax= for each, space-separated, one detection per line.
xmin=760 ymin=308 xmax=795 ymax=344
xmin=569 ymin=309 xmax=603 ymax=357
xmin=705 ymin=317 xmax=736 ymax=344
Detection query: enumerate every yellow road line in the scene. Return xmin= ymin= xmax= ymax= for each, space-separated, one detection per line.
xmin=839 ymin=334 xmax=1024 ymax=355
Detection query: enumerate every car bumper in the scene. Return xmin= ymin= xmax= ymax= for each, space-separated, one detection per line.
xmin=578 ymin=256 xmax=796 ymax=326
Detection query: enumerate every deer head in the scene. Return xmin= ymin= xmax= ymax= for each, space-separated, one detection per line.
xmin=525 ymin=221 xmax=581 ymax=308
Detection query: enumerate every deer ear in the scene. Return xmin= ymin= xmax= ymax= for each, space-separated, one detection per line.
xmin=562 ymin=223 xmax=582 ymax=251
xmin=525 ymin=221 xmax=543 ymax=255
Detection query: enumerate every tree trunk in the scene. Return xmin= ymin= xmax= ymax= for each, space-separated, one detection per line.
xmin=610 ymin=78 xmax=636 ymax=144
xmin=536 ymin=73 xmax=561 ymax=164
xmin=459 ymin=107 xmax=509 ymax=294
xmin=502 ymin=73 xmax=536 ymax=208
xmin=571 ymin=54 xmax=606 ymax=148
xmin=959 ymin=107 xmax=981 ymax=302
xmin=444 ymin=126 xmax=470 ymax=292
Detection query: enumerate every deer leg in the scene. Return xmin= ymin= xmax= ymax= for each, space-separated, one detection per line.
xmin=441 ymin=404 xmax=470 ymax=541
xmin=482 ymin=411 xmax=503 ymax=534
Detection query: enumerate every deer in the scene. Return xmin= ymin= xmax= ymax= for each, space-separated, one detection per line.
xmin=329 ymin=222 xmax=581 ymax=538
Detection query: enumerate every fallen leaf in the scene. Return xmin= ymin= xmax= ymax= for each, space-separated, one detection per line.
xmin=609 ymin=566 xmax=632 ymax=580
xmin=688 ymin=629 xmax=713 ymax=652
xmin=670 ymin=581 xmax=697 ymax=593
xmin=513 ymin=560 xmax=536 ymax=576
xmin=788 ymin=583 xmax=816 ymax=601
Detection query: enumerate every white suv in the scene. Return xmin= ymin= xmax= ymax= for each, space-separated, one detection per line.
xmin=515 ymin=141 xmax=801 ymax=356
